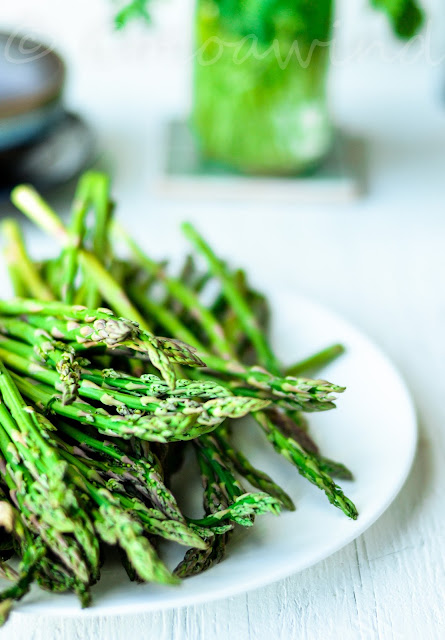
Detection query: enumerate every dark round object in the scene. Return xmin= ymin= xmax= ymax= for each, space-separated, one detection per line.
xmin=0 ymin=112 xmax=96 ymax=200
xmin=0 ymin=31 xmax=65 ymax=151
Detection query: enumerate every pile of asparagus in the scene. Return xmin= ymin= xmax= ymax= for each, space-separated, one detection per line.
xmin=0 ymin=171 xmax=356 ymax=622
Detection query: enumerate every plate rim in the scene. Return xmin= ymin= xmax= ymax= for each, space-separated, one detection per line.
xmin=13 ymin=291 xmax=418 ymax=617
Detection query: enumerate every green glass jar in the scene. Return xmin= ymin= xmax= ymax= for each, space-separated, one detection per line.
xmin=192 ymin=0 xmax=334 ymax=175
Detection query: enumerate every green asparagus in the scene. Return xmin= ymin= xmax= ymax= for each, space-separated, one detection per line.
xmin=0 ymin=170 xmax=359 ymax=619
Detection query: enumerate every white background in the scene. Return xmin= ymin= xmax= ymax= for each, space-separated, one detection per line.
xmin=1 ymin=1 xmax=445 ymax=638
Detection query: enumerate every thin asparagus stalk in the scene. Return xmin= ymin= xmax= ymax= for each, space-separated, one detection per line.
xmin=196 ymin=436 xmax=245 ymax=503
xmin=202 ymin=356 xmax=344 ymax=410
xmin=1 ymin=220 xmax=54 ymax=301
xmin=182 ymin=222 xmax=281 ymax=374
xmin=285 ymin=344 xmax=346 ymax=377
xmin=59 ymin=172 xmax=93 ymax=303
xmin=2 ymin=237 xmax=29 ymax=297
xmin=189 ymin=492 xmax=281 ymax=527
xmin=227 ymin=270 xmax=271 ymax=363
xmin=116 ymin=222 xmax=236 ymax=360
xmin=83 ymin=172 xmax=113 ymax=309
xmin=174 ymin=434 xmax=238 ymax=579
xmin=39 ymin=258 xmax=63 ymax=300
xmin=170 ymin=260 xmax=214 ymax=344
xmin=168 ymin=254 xmax=196 ymax=312
xmin=254 ymin=411 xmax=357 ymax=519
xmin=266 ymin=408 xmax=353 ymax=480
xmin=0 ymin=300 xmax=142 ymax=340
xmin=82 ymin=370 xmax=232 ymax=400
xmin=0 ymin=316 xmax=83 ymax=405
xmin=213 ymin=431 xmax=295 ymax=510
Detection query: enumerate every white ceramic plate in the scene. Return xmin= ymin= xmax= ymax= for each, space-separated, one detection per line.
xmin=11 ymin=291 xmax=417 ymax=617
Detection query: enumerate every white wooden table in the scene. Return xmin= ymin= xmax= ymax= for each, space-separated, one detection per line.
xmin=1 ymin=2 xmax=445 ymax=637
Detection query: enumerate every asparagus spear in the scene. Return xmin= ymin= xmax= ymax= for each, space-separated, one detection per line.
xmin=0 ymin=541 xmax=45 ymax=605
xmin=83 ymin=370 xmax=232 ymax=400
xmin=1 ymin=220 xmax=54 ymax=301
xmin=189 ymin=492 xmax=281 ymax=527
xmin=213 ymin=430 xmax=295 ymax=510
xmin=173 ymin=442 xmax=234 ymax=579
xmin=182 ymin=222 xmax=281 ymax=374
xmin=0 ymin=391 xmax=98 ymax=584
xmin=254 ymin=411 xmax=357 ymax=519
xmin=0 ymin=316 xmax=84 ymax=405
xmin=55 ymin=420 xmax=185 ymax=522
xmin=52 ymin=438 xmax=207 ymax=551
xmin=266 ymin=408 xmax=353 ymax=480
xmin=0 ymin=484 xmax=91 ymax=604
xmin=82 ymin=172 xmax=114 ymax=309
xmin=174 ymin=531 xmax=230 ymax=579
xmin=285 ymin=344 xmax=346 ymax=377
xmin=64 ymin=470 xmax=179 ymax=585
xmin=59 ymin=172 xmax=93 ymax=303
xmin=10 ymin=186 xmax=179 ymax=388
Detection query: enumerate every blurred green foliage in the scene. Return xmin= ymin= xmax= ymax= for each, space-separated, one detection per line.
xmin=208 ymin=1 xmax=333 ymax=45
xmin=370 ymin=0 xmax=424 ymax=38
xmin=113 ymin=0 xmax=424 ymax=40
xmin=114 ymin=0 xmax=152 ymax=29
